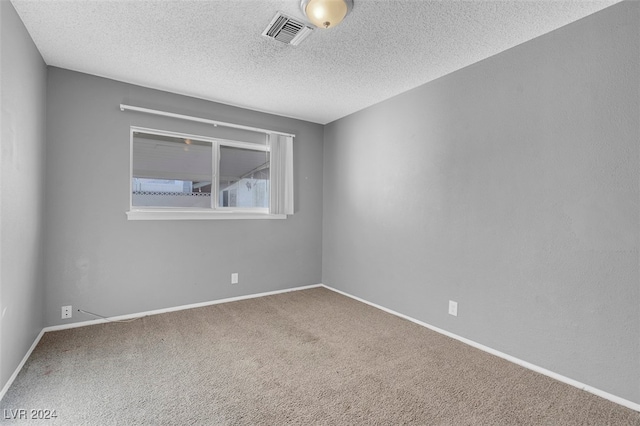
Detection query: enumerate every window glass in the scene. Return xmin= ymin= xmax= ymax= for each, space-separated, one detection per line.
xmin=130 ymin=128 xmax=275 ymax=217
xmin=218 ymin=145 xmax=270 ymax=209
xmin=132 ymin=132 xmax=212 ymax=208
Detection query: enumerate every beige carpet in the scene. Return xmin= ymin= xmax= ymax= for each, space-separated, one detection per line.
xmin=1 ymin=287 xmax=638 ymax=425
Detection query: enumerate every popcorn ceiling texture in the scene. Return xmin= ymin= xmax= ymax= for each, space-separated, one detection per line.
xmin=10 ymin=0 xmax=621 ymax=124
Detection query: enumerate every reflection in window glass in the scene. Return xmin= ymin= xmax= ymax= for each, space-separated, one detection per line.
xmin=132 ymin=132 xmax=212 ymax=208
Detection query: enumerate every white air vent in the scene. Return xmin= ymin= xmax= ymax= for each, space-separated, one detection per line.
xmin=262 ymin=12 xmax=313 ymax=46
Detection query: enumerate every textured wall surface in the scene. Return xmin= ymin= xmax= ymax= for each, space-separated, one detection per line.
xmin=44 ymin=68 xmax=323 ymax=327
xmin=0 ymin=1 xmax=47 ymax=392
xmin=323 ymin=2 xmax=639 ymax=404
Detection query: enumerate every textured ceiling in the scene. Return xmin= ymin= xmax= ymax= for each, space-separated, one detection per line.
xmin=11 ymin=0 xmax=621 ymax=124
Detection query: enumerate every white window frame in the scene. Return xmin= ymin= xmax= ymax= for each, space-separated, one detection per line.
xmin=127 ymin=126 xmax=285 ymax=220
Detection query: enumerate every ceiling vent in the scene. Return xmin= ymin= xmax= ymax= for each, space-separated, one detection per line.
xmin=262 ymin=12 xmax=313 ymax=46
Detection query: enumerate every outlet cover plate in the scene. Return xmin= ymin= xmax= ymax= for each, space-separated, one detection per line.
xmin=62 ymin=305 xmax=72 ymax=319
xmin=448 ymin=300 xmax=458 ymax=317
xmin=231 ymin=273 xmax=238 ymax=284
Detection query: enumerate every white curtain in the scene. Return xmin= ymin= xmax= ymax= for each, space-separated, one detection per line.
xmin=268 ymin=133 xmax=294 ymax=215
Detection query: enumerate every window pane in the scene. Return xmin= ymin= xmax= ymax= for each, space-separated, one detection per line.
xmin=132 ymin=132 xmax=212 ymax=208
xmin=218 ymin=145 xmax=269 ymax=208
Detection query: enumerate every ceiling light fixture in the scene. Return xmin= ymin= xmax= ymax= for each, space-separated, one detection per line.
xmin=300 ymin=0 xmax=353 ymax=29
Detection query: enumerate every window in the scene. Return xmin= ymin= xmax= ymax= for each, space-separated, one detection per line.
xmin=127 ymin=127 xmax=293 ymax=220
xmin=218 ymin=145 xmax=270 ymax=209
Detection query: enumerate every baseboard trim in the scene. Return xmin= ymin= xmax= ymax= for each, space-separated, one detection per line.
xmin=2 ymin=284 xmax=323 ymax=401
xmin=320 ymin=284 xmax=640 ymax=413
xmin=0 ymin=329 xmax=45 ymax=402
xmin=6 ymin=283 xmax=638 ymax=412
xmin=44 ymin=284 xmax=323 ymax=332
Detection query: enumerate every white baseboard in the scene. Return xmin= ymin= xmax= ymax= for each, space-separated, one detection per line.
xmin=320 ymin=284 xmax=640 ymax=413
xmin=44 ymin=284 xmax=323 ymax=332
xmin=4 ymin=283 xmax=638 ymax=413
xmin=1 ymin=283 xmax=323 ymax=401
xmin=0 ymin=329 xmax=45 ymax=402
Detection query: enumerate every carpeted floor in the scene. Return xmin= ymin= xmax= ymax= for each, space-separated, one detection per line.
xmin=1 ymin=287 xmax=639 ymax=425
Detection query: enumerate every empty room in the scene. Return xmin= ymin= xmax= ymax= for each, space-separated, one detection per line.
xmin=1 ymin=0 xmax=639 ymax=424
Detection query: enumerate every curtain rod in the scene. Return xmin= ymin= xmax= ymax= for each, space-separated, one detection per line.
xmin=119 ymin=104 xmax=296 ymax=138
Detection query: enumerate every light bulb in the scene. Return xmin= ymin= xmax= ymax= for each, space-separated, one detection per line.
xmin=303 ymin=0 xmax=351 ymax=29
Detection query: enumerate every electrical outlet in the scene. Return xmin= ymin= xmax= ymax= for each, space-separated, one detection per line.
xmin=448 ymin=300 xmax=458 ymax=317
xmin=61 ymin=305 xmax=72 ymax=319
xmin=231 ymin=273 xmax=238 ymax=284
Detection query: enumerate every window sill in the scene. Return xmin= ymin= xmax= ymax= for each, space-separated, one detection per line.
xmin=126 ymin=209 xmax=287 ymax=221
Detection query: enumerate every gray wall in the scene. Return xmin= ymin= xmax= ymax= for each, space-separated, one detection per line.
xmin=323 ymin=1 xmax=639 ymax=404
xmin=44 ymin=68 xmax=323 ymax=327
xmin=0 ymin=0 xmax=47 ymax=391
